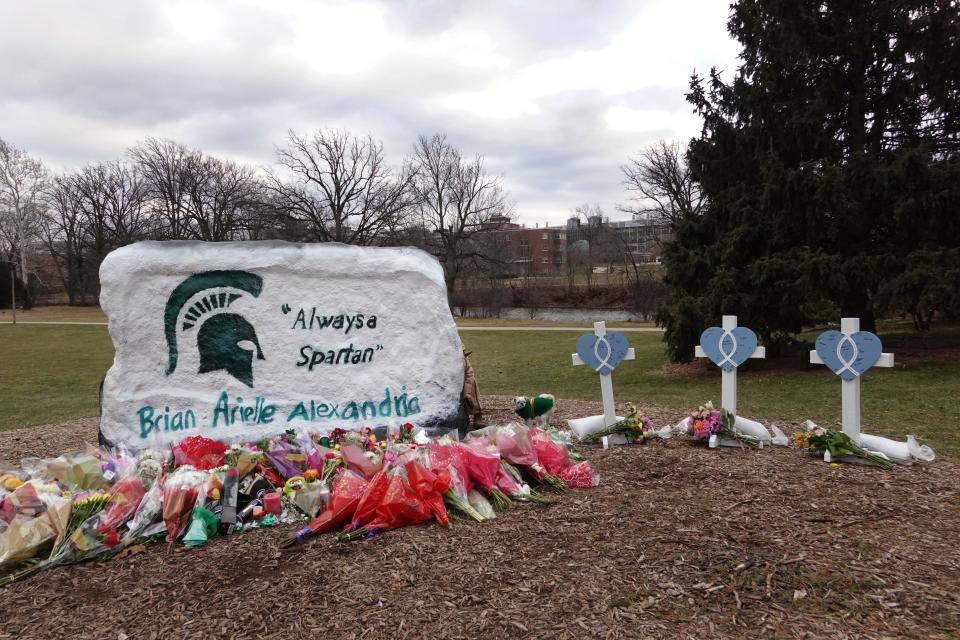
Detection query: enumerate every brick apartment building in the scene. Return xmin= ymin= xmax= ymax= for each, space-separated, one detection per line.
xmin=478 ymin=215 xmax=567 ymax=275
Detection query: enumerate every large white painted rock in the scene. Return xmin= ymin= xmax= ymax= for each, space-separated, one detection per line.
xmin=99 ymin=241 xmax=466 ymax=449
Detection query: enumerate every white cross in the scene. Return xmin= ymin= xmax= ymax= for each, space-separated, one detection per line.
xmin=809 ymin=317 xmax=894 ymax=444
xmin=571 ymin=321 xmax=635 ymax=429
xmin=694 ymin=315 xmax=765 ymax=416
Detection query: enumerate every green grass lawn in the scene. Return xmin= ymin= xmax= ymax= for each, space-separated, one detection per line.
xmin=0 ymin=325 xmax=114 ymax=430
xmin=1 ymin=324 xmax=957 ymax=458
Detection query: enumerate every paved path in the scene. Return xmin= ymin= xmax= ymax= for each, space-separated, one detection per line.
xmin=1 ymin=320 xmax=664 ymax=332
xmin=0 ymin=320 xmax=108 ymax=325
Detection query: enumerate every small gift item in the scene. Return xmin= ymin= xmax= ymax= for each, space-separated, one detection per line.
xmin=263 ymin=491 xmax=281 ymax=516
xmin=183 ymin=506 xmax=220 ymax=547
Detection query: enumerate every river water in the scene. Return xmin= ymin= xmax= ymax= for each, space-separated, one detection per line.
xmin=455 ymin=307 xmax=646 ymax=322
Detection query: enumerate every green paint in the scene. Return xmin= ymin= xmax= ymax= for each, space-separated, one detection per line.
xmin=163 ymin=270 xmax=263 ymax=382
xmin=285 ymin=387 xmax=420 ymax=424
xmin=211 ymin=391 xmax=276 ymax=427
xmin=197 ymin=313 xmax=264 ymax=387
xmin=138 ymin=405 xmax=197 ymax=438
xmin=289 ymin=309 xmax=378 ymax=334
xmin=296 ymin=344 xmax=381 ymax=370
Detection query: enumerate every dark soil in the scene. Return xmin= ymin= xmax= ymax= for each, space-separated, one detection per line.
xmin=0 ymin=396 xmax=957 ymax=639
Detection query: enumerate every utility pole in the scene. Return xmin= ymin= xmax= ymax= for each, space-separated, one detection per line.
xmin=9 ymin=263 xmax=15 ymax=325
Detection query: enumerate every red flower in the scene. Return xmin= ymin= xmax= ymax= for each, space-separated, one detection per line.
xmin=104 ymin=528 xmax=121 ymax=548
xmin=403 ymin=423 xmax=414 ymax=431
xmin=324 ymin=452 xmax=338 ymax=460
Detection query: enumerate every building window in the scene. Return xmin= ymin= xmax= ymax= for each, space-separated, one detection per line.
xmin=519 ymin=238 xmax=529 ymax=246
xmin=542 ymin=257 xmax=549 ymax=263
xmin=541 ymin=232 xmax=548 ymax=240
xmin=543 ymin=245 xmax=549 ymax=251
xmin=554 ymin=232 xmax=565 ymax=239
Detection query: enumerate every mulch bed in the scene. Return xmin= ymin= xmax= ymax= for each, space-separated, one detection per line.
xmin=1 ymin=396 xmax=958 ymax=639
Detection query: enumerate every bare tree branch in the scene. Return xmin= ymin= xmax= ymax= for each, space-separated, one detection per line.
xmin=619 ymin=140 xmax=705 ymax=225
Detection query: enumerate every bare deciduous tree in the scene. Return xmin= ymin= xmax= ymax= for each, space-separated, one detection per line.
xmin=0 ymin=138 xmax=48 ymax=305
xmin=620 ymin=140 xmax=705 ymax=224
xmin=265 ymin=129 xmax=413 ymax=245
xmin=568 ymin=203 xmax=607 ymax=290
xmin=185 ymin=156 xmax=260 ymax=241
xmin=409 ymin=133 xmax=511 ymax=292
xmin=129 ymin=137 xmax=195 ymax=239
xmin=43 ymin=175 xmax=88 ymax=304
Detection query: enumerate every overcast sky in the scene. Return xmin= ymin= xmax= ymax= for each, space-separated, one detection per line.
xmin=1 ymin=0 xmax=740 ymax=226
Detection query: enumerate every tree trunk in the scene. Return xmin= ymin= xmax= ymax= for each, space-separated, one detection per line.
xmin=840 ymin=289 xmax=876 ymax=332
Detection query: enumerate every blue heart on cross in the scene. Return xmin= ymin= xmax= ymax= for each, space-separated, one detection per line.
xmin=575 ymin=331 xmax=629 ymax=376
xmin=814 ymin=330 xmax=883 ymax=381
xmin=699 ymin=326 xmax=758 ymax=372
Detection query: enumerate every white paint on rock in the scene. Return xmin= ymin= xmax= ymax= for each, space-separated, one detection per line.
xmin=99 ymin=241 xmax=465 ymax=449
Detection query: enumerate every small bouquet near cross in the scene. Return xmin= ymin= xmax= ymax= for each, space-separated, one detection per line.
xmin=680 ymin=315 xmax=787 ymax=449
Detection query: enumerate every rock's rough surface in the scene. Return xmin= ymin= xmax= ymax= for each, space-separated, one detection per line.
xmin=99 ymin=241 xmax=464 ymax=448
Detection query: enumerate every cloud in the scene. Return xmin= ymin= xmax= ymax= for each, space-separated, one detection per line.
xmin=0 ymin=0 xmax=739 ymax=225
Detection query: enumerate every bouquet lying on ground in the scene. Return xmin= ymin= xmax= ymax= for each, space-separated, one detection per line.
xmin=685 ymin=402 xmax=761 ymax=449
xmin=0 ymin=419 xmax=600 ymax=581
xmin=579 ymin=404 xmax=665 ymax=444
xmin=794 ymin=425 xmax=894 ymax=470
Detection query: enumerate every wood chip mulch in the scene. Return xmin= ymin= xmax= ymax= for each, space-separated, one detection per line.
xmin=0 ymin=396 xmax=957 ymax=639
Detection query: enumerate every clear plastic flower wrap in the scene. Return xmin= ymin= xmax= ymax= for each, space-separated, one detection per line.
xmin=530 ymin=427 xmax=571 ymax=475
xmin=467 ymin=490 xmax=495 ymax=520
xmin=99 ymin=476 xmax=147 ymax=534
xmin=0 ymin=515 xmax=55 ymax=567
xmin=123 ymin=478 xmax=164 ymax=544
xmin=281 ymin=470 xmax=369 ymax=547
xmin=340 ymin=443 xmax=383 ymax=478
xmin=493 ymin=423 xmax=540 ymax=468
xmin=162 ymin=466 xmax=208 ymax=545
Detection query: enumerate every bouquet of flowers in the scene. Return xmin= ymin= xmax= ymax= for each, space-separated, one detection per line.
xmin=455 ymin=440 xmax=511 ymax=510
xmin=340 ymin=443 xmax=383 ymax=478
xmin=344 ymin=469 xmax=391 ymax=533
xmin=281 ymin=469 xmax=369 ymax=547
xmin=392 ymin=423 xmax=417 ymax=444
xmin=0 ymin=483 xmax=59 ymax=571
xmin=162 ymin=467 xmax=208 ymax=545
xmin=794 ymin=425 xmax=894 ymax=469
xmin=172 ymin=436 xmax=227 ymax=471
xmin=0 ymin=490 xmax=114 ymax=586
xmin=404 ymin=460 xmax=450 ymax=527
xmin=98 ymin=475 xmax=146 ymax=534
xmin=496 ymin=460 xmax=545 ymax=503
xmin=529 ymin=429 xmax=571 ymax=492
xmin=338 ymin=466 xmax=433 ymax=542
xmin=579 ymin=405 xmax=657 ymax=444
xmin=425 ymin=441 xmax=486 ymax=522
xmin=685 ymin=402 xmax=761 ymax=449
xmin=557 ymin=462 xmax=601 ymax=488
xmin=264 ymin=430 xmax=311 ymax=479
xmin=123 ymin=478 xmax=165 ymax=544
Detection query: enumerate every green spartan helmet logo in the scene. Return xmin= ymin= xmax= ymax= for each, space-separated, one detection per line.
xmin=164 ymin=271 xmax=265 ymax=387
